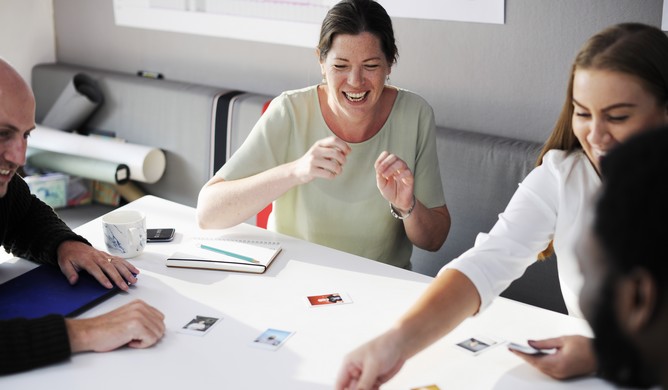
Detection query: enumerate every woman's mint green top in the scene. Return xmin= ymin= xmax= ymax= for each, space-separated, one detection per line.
xmin=216 ymin=85 xmax=445 ymax=268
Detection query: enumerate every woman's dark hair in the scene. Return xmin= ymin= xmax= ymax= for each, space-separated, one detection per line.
xmin=318 ymin=0 xmax=398 ymax=65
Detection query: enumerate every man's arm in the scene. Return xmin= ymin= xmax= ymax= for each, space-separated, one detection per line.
xmin=2 ymin=176 xmax=88 ymax=266
xmin=0 ymin=315 xmax=71 ymax=375
xmin=0 ymin=300 xmax=165 ymax=375
xmin=3 ymin=176 xmax=138 ymax=290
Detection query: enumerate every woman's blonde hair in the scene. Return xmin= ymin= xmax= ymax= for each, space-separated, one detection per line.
xmin=537 ymin=23 xmax=668 ymax=260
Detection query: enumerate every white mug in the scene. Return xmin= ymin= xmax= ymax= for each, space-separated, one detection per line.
xmin=102 ymin=210 xmax=146 ymax=258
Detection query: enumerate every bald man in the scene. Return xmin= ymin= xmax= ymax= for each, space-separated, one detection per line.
xmin=0 ymin=58 xmax=164 ymax=374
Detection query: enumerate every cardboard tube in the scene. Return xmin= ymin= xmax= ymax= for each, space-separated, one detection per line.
xmin=41 ymin=73 xmax=103 ymax=132
xmin=27 ymin=148 xmax=130 ymax=184
xmin=30 ymin=126 xmax=166 ymax=183
xmin=115 ymin=181 xmax=147 ymax=202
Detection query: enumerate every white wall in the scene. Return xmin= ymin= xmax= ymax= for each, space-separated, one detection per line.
xmin=52 ymin=0 xmax=663 ymax=143
xmin=0 ymin=0 xmax=56 ymax=85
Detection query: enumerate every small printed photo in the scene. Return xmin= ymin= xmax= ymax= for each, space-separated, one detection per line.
xmin=455 ymin=336 xmax=497 ymax=356
xmin=178 ymin=315 xmax=221 ymax=336
xmin=251 ymin=328 xmax=295 ymax=350
xmin=306 ymin=292 xmax=352 ymax=307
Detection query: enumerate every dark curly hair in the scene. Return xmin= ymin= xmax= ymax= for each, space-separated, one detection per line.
xmin=595 ymin=127 xmax=668 ymax=285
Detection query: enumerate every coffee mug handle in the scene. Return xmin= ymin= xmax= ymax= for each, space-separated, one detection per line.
xmin=128 ymin=227 xmax=138 ymax=248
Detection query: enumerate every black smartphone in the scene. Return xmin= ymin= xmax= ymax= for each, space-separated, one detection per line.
xmin=146 ymin=228 xmax=175 ymax=242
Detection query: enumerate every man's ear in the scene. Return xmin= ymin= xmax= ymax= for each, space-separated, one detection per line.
xmin=616 ymin=268 xmax=658 ymax=333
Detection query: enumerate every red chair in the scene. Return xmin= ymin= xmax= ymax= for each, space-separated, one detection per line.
xmin=256 ymin=100 xmax=273 ymax=229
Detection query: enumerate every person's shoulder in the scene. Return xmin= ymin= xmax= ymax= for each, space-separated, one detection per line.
xmin=271 ymin=85 xmax=318 ymax=110
xmin=394 ymin=87 xmax=431 ymax=108
xmin=392 ymin=88 xmax=434 ymax=121
xmin=280 ymin=85 xmax=318 ymax=101
xmin=541 ymin=149 xmax=591 ymax=174
xmin=542 ymin=149 xmax=586 ymax=164
xmin=262 ymin=86 xmax=316 ymax=115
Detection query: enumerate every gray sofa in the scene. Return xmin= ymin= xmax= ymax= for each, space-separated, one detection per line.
xmin=411 ymin=127 xmax=566 ymax=314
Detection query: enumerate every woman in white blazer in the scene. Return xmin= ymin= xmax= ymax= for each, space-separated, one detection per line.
xmin=337 ymin=22 xmax=668 ymax=389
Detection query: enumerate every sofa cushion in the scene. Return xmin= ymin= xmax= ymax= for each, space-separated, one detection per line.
xmin=411 ymin=127 xmax=567 ymax=314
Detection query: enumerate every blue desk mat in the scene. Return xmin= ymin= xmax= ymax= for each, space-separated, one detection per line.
xmin=0 ymin=265 xmax=120 ymax=320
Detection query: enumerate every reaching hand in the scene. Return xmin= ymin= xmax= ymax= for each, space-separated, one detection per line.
xmin=66 ymin=300 xmax=165 ymax=353
xmin=292 ymin=136 xmax=351 ymax=183
xmin=57 ymin=240 xmax=139 ymax=292
xmin=509 ymin=335 xmax=597 ymax=380
xmin=374 ymin=151 xmax=414 ymax=212
xmin=336 ymin=330 xmax=406 ymax=390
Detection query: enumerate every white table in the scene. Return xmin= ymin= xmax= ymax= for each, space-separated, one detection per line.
xmin=0 ymin=196 xmax=615 ymax=389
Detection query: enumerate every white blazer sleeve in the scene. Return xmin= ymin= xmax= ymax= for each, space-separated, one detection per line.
xmin=443 ymin=150 xmax=565 ymax=312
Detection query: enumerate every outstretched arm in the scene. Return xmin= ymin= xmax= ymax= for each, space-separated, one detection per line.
xmin=337 ymin=269 xmax=480 ymax=390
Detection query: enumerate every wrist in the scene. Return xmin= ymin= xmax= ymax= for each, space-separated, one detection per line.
xmin=390 ymin=196 xmax=416 ymax=220
xmin=56 ymin=240 xmax=87 ymax=259
xmin=285 ymin=160 xmax=313 ymax=185
xmin=66 ymin=318 xmax=90 ymax=353
xmin=385 ymin=323 xmax=416 ymax=361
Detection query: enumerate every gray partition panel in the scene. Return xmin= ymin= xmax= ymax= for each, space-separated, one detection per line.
xmin=32 ymin=63 xmax=231 ymax=207
xmin=227 ymin=93 xmax=274 ymax=162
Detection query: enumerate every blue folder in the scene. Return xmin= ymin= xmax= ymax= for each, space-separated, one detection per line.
xmin=0 ymin=265 xmax=120 ymax=320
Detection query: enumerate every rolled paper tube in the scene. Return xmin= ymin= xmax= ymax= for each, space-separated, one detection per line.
xmin=115 ymin=181 xmax=147 ymax=203
xmin=30 ymin=126 xmax=166 ymax=183
xmin=41 ymin=73 xmax=104 ymax=132
xmin=27 ymin=148 xmax=130 ymax=185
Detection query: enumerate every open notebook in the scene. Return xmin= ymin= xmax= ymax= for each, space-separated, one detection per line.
xmin=0 ymin=265 xmax=120 ymax=320
xmin=166 ymin=239 xmax=282 ymax=274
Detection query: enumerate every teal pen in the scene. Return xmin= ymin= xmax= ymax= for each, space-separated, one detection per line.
xmin=200 ymin=244 xmax=259 ymax=264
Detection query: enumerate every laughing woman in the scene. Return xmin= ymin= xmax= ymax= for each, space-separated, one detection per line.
xmin=197 ymin=0 xmax=450 ymax=269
